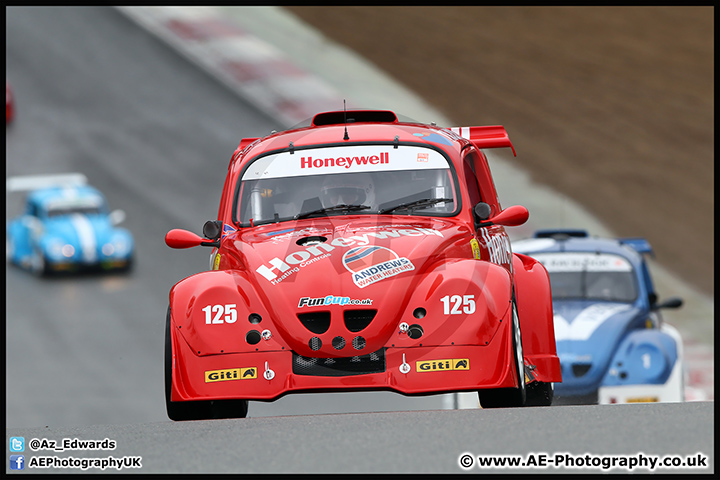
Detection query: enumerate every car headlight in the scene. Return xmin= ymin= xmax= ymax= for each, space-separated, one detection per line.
xmin=61 ymin=244 xmax=75 ymax=258
xmin=102 ymin=243 xmax=115 ymax=256
xmin=103 ymin=238 xmax=130 ymax=257
xmin=48 ymin=241 xmax=74 ymax=260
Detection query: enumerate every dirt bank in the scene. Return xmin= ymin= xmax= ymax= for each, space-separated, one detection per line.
xmin=286 ymin=6 xmax=714 ymax=297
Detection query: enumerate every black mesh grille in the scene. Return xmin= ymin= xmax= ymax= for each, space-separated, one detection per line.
xmin=309 ymin=337 xmax=322 ymax=351
xmin=298 ymin=311 xmax=331 ymax=334
xmin=352 ymin=336 xmax=366 ymax=350
xmin=292 ymin=348 xmax=386 ymax=377
xmin=344 ymin=310 xmax=376 ymax=332
xmin=332 ymin=336 xmax=346 ymax=350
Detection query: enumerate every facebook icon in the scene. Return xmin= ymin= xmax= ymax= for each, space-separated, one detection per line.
xmin=10 ymin=455 xmax=25 ymax=470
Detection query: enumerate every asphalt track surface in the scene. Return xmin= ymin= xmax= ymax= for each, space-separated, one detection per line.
xmin=5 ymin=7 xmax=714 ymax=474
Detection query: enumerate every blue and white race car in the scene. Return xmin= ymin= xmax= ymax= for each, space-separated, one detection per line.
xmin=7 ymin=173 xmax=134 ymax=276
xmin=513 ymin=229 xmax=684 ymax=404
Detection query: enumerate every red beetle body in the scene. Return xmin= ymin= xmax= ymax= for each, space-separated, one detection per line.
xmin=164 ymin=110 xmax=561 ymax=419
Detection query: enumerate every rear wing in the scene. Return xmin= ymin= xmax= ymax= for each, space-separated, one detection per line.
xmin=7 ymin=173 xmax=88 ymax=192
xmin=230 ymin=137 xmax=260 ymax=166
xmin=534 ymin=229 xmax=589 ymax=239
xmin=619 ymin=237 xmax=654 ymax=257
xmin=447 ymin=126 xmax=516 ymax=156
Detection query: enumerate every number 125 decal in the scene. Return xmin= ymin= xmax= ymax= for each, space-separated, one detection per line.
xmin=440 ymin=295 xmax=476 ymax=315
xmin=202 ymin=304 xmax=237 ymax=324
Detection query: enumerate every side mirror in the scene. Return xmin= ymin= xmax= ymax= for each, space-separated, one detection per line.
xmin=165 ymin=221 xmax=222 ymax=249
xmin=654 ymin=296 xmax=683 ymax=310
xmin=203 ymin=220 xmax=222 ymax=241
xmin=109 ymin=209 xmax=126 ymax=226
xmin=473 ymin=202 xmax=492 ymax=223
xmin=477 ymin=204 xmax=529 ymax=228
xmin=165 ymin=229 xmax=205 ymax=249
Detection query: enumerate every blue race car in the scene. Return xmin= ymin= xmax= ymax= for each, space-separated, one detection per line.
xmin=7 ymin=174 xmax=134 ymax=276
xmin=512 ymin=229 xmax=684 ymax=404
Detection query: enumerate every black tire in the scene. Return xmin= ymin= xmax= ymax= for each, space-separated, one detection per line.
xmin=164 ymin=306 xmax=249 ymax=420
xmin=478 ymin=300 xmax=526 ymax=408
xmin=525 ymin=381 xmax=554 ymax=406
xmin=208 ymin=399 xmax=249 ymax=419
xmin=165 ymin=306 xmax=212 ymax=421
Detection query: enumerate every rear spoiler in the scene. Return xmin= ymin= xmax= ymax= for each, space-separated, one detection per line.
xmin=7 ymin=173 xmax=88 ymax=192
xmin=447 ymin=126 xmax=516 ymax=156
xmin=534 ymin=229 xmax=589 ymax=239
xmin=619 ymin=237 xmax=654 ymax=256
xmin=236 ymin=137 xmax=259 ymax=151
xmin=230 ymin=137 xmax=260 ymax=165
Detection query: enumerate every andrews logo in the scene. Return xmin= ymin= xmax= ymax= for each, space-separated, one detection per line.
xmin=343 ymin=246 xmax=414 ymax=289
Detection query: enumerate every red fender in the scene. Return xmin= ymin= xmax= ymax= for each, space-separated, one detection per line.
xmin=513 ymin=252 xmax=562 ymax=383
xmin=168 ymin=270 xmax=286 ymax=356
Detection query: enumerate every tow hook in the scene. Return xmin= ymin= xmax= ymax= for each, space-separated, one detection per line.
xmin=400 ymin=353 xmax=411 ymax=374
xmin=264 ymin=361 xmax=275 ymax=381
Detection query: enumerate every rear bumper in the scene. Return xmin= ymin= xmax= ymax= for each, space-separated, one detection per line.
xmin=170 ymin=319 xmax=522 ymax=402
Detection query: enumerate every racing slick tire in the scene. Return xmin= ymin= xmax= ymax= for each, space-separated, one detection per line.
xmin=164 ymin=306 xmax=249 ymax=420
xmin=165 ymin=306 xmax=212 ymax=421
xmin=525 ymin=381 xmax=554 ymax=406
xmin=207 ymin=399 xmax=249 ymax=419
xmin=478 ymin=300 xmax=527 ymax=408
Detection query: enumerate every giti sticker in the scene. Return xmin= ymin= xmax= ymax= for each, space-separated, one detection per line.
xmin=416 ymin=359 xmax=470 ymax=372
xmin=205 ymin=367 xmax=257 ymax=383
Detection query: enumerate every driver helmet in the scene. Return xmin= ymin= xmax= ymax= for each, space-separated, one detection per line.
xmin=320 ymin=173 xmax=375 ymax=208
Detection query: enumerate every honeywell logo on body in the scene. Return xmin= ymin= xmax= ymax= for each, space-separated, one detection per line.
xmin=256 ymin=227 xmax=443 ymax=285
xmin=301 ymin=152 xmax=390 ymax=169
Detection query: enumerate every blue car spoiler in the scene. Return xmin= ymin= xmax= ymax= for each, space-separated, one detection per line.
xmin=618 ymin=237 xmax=654 ymax=256
xmin=533 ymin=229 xmax=589 ymax=239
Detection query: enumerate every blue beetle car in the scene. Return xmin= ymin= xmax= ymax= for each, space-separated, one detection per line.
xmin=7 ymin=174 xmax=134 ymax=276
xmin=512 ymin=229 xmax=684 ymax=404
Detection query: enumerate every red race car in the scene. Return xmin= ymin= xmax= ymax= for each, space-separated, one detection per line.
xmin=164 ymin=109 xmax=561 ymax=420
